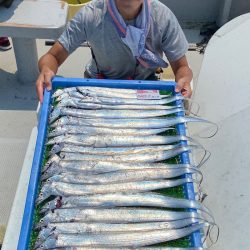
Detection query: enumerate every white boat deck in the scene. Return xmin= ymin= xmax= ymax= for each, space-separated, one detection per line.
xmin=1 ymin=13 xmax=250 ymax=249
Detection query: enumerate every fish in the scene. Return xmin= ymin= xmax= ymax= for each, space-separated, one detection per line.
xmin=56 ymin=98 xmax=181 ymax=110
xmin=56 ymin=89 xmax=170 ymax=101
xmin=52 ymin=86 xmax=142 ymax=98
xmin=37 ymin=218 xmax=200 ymax=239
xmin=40 ymin=192 xmax=206 ymax=213
xmin=77 ymin=87 xmax=170 ymax=99
xmin=40 ymin=247 xmax=206 ymax=250
xmin=52 ymin=87 xmax=77 ymax=98
xmin=42 ymin=167 xmax=198 ymax=185
xmin=46 ymin=134 xmax=190 ymax=147
xmin=42 ymin=154 xmax=196 ymax=173
xmin=41 ymin=162 xmax=201 ymax=182
xmin=50 ymin=116 xmax=213 ymax=129
xmin=49 ymin=143 xmax=183 ymax=156
xmin=42 ymin=154 xmax=196 ymax=174
xmin=49 ymin=107 xmax=184 ymax=123
xmin=53 ymin=86 xmax=142 ymax=99
xmin=53 ymin=87 xmax=173 ymax=103
xmin=73 ymin=95 xmax=184 ymax=106
xmin=35 ymin=219 xmax=201 ymax=247
xmin=56 ymin=91 xmax=84 ymax=101
xmin=36 ymin=178 xmax=194 ymax=204
xmin=48 ymin=125 xmax=174 ymax=138
xmin=36 ymin=207 xmax=204 ymax=228
xmin=77 ymin=86 xmax=140 ymax=94
xmin=34 ymin=223 xmax=205 ymax=249
xmin=57 ymin=145 xmax=196 ymax=163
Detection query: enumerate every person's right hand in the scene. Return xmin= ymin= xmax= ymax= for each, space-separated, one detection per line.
xmin=36 ymin=67 xmax=55 ymax=103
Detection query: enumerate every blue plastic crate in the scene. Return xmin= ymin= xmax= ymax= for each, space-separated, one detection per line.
xmin=17 ymin=77 xmax=202 ymax=249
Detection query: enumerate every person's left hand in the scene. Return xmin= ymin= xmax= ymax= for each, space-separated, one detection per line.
xmin=175 ymin=77 xmax=192 ymax=98
xmin=170 ymin=55 xmax=193 ymax=98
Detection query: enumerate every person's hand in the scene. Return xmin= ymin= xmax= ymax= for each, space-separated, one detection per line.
xmin=36 ymin=67 xmax=54 ymax=103
xmin=175 ymin=77 xmax=192 ymax=98
xmin=170 ymin=56 xmax=193 ymax=98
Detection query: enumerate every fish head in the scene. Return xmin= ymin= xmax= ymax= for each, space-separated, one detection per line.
xmin=52 ymin=89 xmax=64 ymax=98
xmin=56 ymin=100 xmax=66 ymax=107
xmin=42 ymin=175 xmax=58 ymax=186
xmin=48 ymin=126 xmax=67 ymax=138
xmin=49 ymin=107 xmax=62 ymax=124
xmin=41 ymin=167 xmax=61 ymax=182
xmin=40 ymin=196 xmax=62 ymax=214
xmin=35 ymin=227 xmax=55 ymax=248
xmin=56 ymin=92 xmax=69 ymax=102
xmin=34 ymin=233 xmax=57 ymax=250
xmin=49 ymin=143 xmax=63 ymax=156
xmin=35 ymin=213 xmax=52 ymax=230
xmin=35 ymin=184 xmax=53 ymax=205
xmin=51 ymin=116 xmax=72 ymax=128
xmin=46 ymin=135 xmax=65 ymax=146
xmin=43 ymin=154 xmax=60 ymax=172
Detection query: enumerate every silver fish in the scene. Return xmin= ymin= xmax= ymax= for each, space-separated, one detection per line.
xmin=42 ymin=154 xmax=195 ymax=173
xmin=46 ymin=134 xmax=190 ymax=147
xmin=58 ymin=145 xmax=196 ymax=163
xmin=36 ymin=178 xmax=194 ymax=204
xmin=38 ymin=218 xmax=200 ymax=238
xmin=40 ymin=192 xmax=206 ymax=213
xmin=57 ymin=90 xmax=170 ymax=101
xmin=77 ymin=86 xmax=139 ymax=94
xmin=77 ymin=87 xmax=170 ymax=99
xmin=57 ymin=98 xmax=180 ymax=110
xmin=34 ymin=223 xmax=205 ymax=249
xmin=42 ymin=168 xmax=198 ymax=185
xmin=48 ymin=125 xmax=174 ymax=138
xmin=73 ymin=95 xmax=184 ymax=105
xmin=35 ymin=219 xmax=201 ymax=246
xmin=41 ymin=163 xmax=200 ymax=182
xmin=50 ymin=116 xmax=212 ymax=129
xmin=53 ymin=87 xmax=164 ymax=99
xmin=44 ymin=247 xmax=206 ymax=250
xmin=52 ymin=87 xmax=77 ymax=98
xmin=50 ymin=143 xmax=181 ymax=156
xmin=56 ymin=91 xmax=84 ymax=102
xmin=42 ymin=155 xmax=195 ymax=174
xmin=49 ymin=107 xmax=184 ymax=123
xmin=36 ymin=207 xmax=204 ymax=228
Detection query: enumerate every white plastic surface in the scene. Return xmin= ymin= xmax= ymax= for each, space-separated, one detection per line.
xmin=2 ymin=127 xmax=37 ymax=250
xmin=192 ymin=13 xmax=250 ymax=130
xmin=190 ymin=14 xmax=250 ymax=250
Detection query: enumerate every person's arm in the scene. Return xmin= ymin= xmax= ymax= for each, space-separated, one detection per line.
xmin=36 ymin=42 xmax=69 ymax=103
xmin=170 ymin=55 xmax=193 ymax=98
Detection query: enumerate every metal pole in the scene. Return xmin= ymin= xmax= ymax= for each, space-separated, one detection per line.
xmin=12 ymin=37 xmax=39 ymax=83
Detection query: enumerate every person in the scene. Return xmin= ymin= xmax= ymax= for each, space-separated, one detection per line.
xmin=36 ymin=0 xmax=193 ymax=102
xmin=0 ymin=37 xmax=11 ymax=51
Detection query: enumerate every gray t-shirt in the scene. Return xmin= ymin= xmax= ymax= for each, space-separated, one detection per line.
xmin=58 ymin=0 xmax=188 ymax=79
